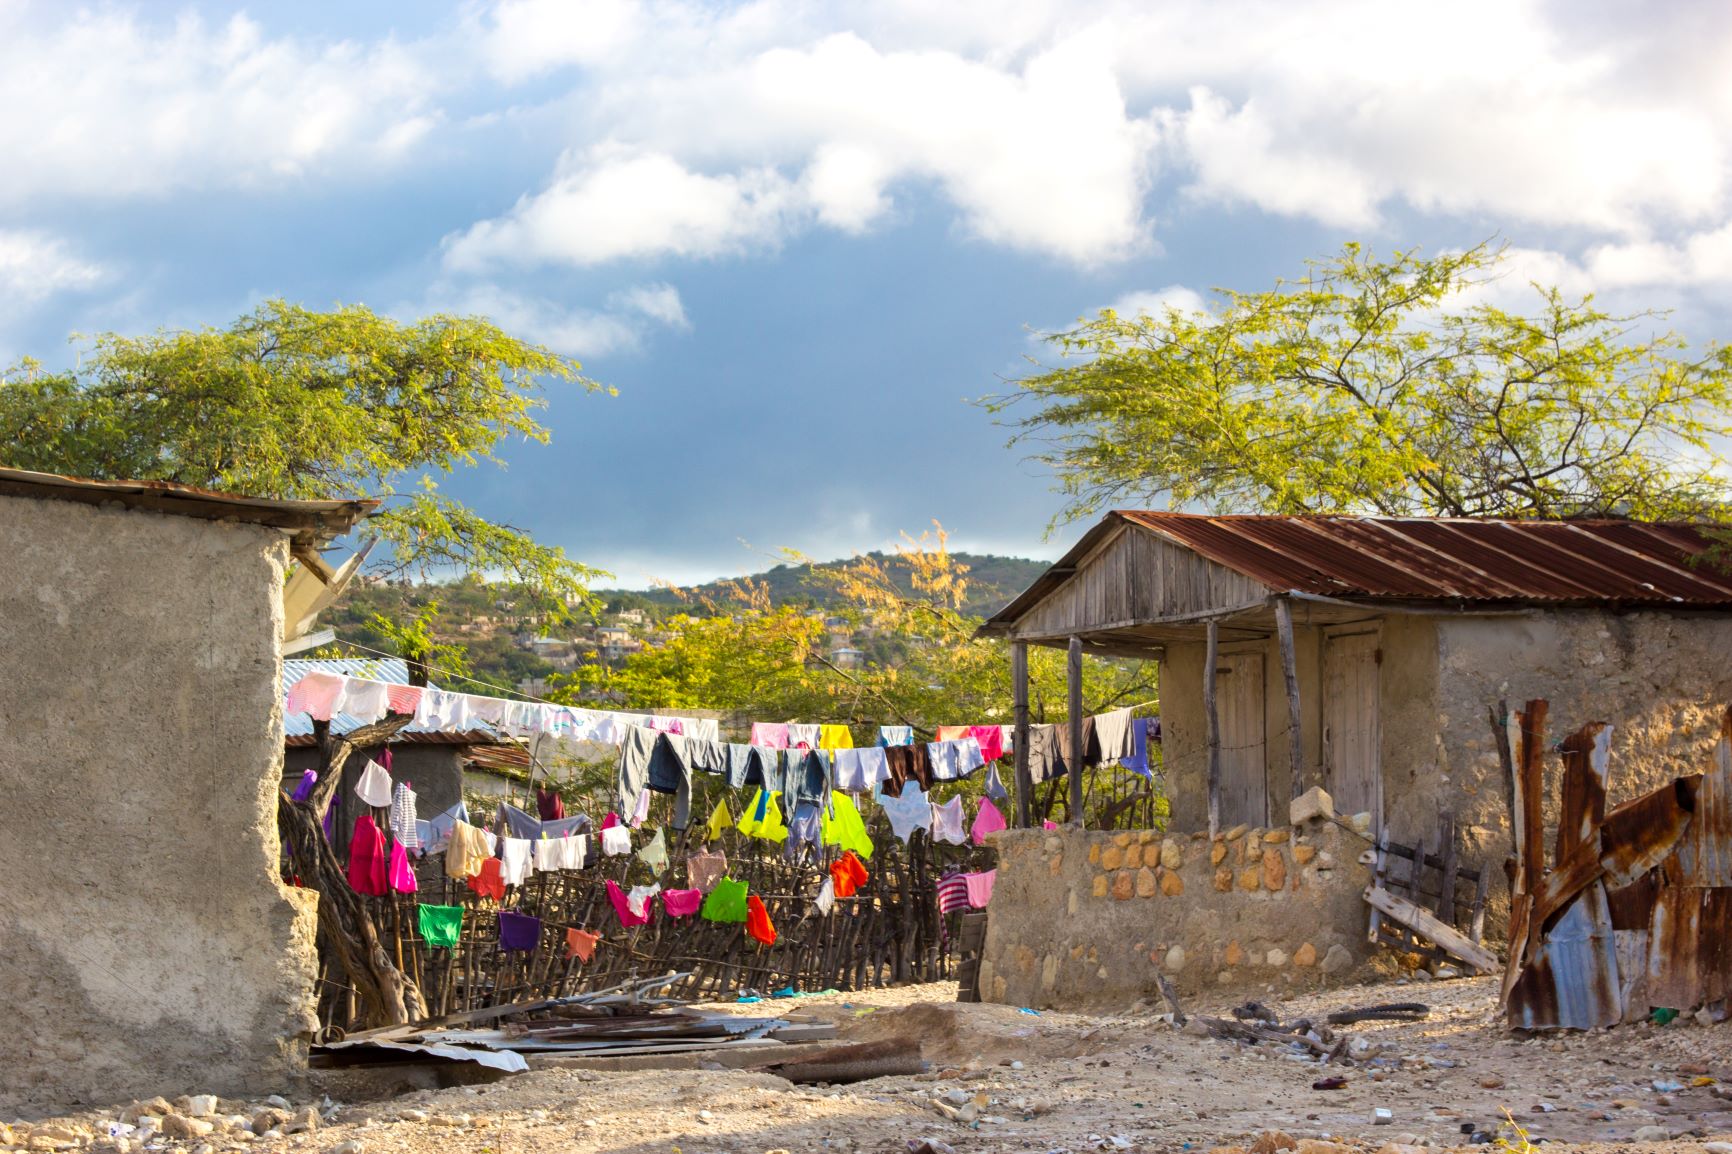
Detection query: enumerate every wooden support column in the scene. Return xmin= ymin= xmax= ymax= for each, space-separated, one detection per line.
xmin=1204 ymin=618 xmax=1221 ymax=837
xmin=1012 ymin=640 xmax=1032 ymax=829
xmin=1067 ymin=636 xmax=1084 ymax=827
xmin=1275 ymin=597 xmax=1305 ymax=802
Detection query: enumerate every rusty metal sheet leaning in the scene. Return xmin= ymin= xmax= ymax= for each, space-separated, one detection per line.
xmin=1673 ymin=710 xmax=1732 ymax=887
xmin=1645 ymin=884 xmax=1732 ymax=1014
xmin=1601 ymin=776 xmax=1699 ymax=888
xmin=1507 ymin=883 xmax=1622 ymax=1031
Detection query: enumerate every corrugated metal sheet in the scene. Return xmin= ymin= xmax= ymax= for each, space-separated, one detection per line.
xmin=282 ymin=657 xmax=507 ymax=747
xmin=980 ymin=511 xmax=1732 ymax=633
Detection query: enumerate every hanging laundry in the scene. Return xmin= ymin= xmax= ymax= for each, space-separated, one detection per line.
xmin=661 ymin=888 xmax=703 ymax=918
xmin=934 ymin=725 xmax=971 ymax=742
xmin=285 ymin=671 xmax=345 ymax=719
xmin=601 ymin=825 xmax=633 ymax=856
xmin=535 ymin=784 xmax=566 ymax=821
xmin=935 ymin=871 xmax=970 ymax=915
xmin=1055 ymin=716 xmax=1099 ymax=774
xmin=498 ymin=911 xmax=541 ymax=952
xmin=565 ymin=927 xmax=599 ymax=962
xmin=347 ymin=815 xmax=389 ymax=896
xmin=1025 ymin=725 xmax=1065 ymax=784
xmin=971 ymin=797 xmax=1007 ymax=846
xmin=878 ymin=725 xmax=914 ymax=747
xmin=882 ymin=744 xmax=934 ymax=793
xmin=417 ymin=903 xmax=463 ymax=949
xmin=874 ymin=781 xmax=932 ymax=843
xmin=745 ymin=894 xmax=777 ymax=945
xmin=686 ymin=738 xmax=728 ymax=777
xmin=1093 ymin=707 xmax=1136 ymax=762
xmin=390 ymin=781 xmax=419 ymax=849
xmin=419 ymin=801 xmax=470 ymax=856
xmin=1119 ymin=716 xmax=1157 ymax=777
xmin=968 ymin=725 xmax=1007 ymax=762
xmin=534 ymin=833 xmax=586 ymax=872
xmin=466 ymin=857 xmax=506 ymax=901
xmin=627 ymin=883 xmax=662 ymax=919
xmin=784 ymin=748 xmax=833 ymax=811
xmin=930 ymin=795 xmax=966 ymax=844
xmin=601 ymin=812 xmax=620 ymax=830
xmin=340 ymin=677 xmax=391 ymax=723
xmin=705 ymin=798 xmax=732 ymax=842
xmin=814 ymin=877 xmax=836 ymax=915
xmin=638 ymin=828 xmax=670 ymax=872
xmin=829 ymin=850 xmax=869 ymax=898
xmin=686 ymin=849 xmax=727 ymax=893
xmin=605 ymin=879 xmax=653 ymax=928
xmin=831 ymin=748 xmax=864 ymax=791
xmin=629 ymin=782 xmax=653 ymax=828
xmin=927 ymin=738 xmax=985 ymax=782
xmin=786 ymin=723 xmax=820 ymax=749
xmin=820 ymin=791 xmax=874 ymax=859
xmin=1043 ymin=819 xmax=1059 ymax=830
xmin=686 ymin=718 xmax=722 ymax=742
xmin=737 ymin=789 xmax=790 ymax=843
xmin=983 ymin=763 xmax=1009 ymax=803
xmin=385 ymin=682 xmax=423 ymax=716
xmin=750 ymin=722 xmax=790 ymax=749
xmin=963 ymin=869 xmax=997 ymax=908
xmin=445 ymin=820 xmax=495 ymax=879
xmin=785 ymin=802 xmax=822 ymax=857
xmin=291 ymin=769 xmax=319 ymax=803
xmin=615 ymin=727 xmax=693 ymax=832
xmin=818 ymin=724 xmax=853 ymax=750
xmin=700 ymin=877 xmax=750 ymax=923
xmin=387 ymin=842 xmax=418 ymax=894
xmin=355 ymin=759 xmax=393 ymax=808
xmin=501 ymin=838 xmax=534 ymax=885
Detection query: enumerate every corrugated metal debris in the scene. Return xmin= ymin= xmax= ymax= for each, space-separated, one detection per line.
xmin=1503 ymin=699 xmax=1732 ymax=1029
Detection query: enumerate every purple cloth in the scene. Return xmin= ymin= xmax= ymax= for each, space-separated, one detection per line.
xmin=1120 ymin=717 xmax=1159 ymax=777
xmin=291 ymin=769 xmax=318 ymax=802
xmin=498 ymin=911 xmax=541 ymax=952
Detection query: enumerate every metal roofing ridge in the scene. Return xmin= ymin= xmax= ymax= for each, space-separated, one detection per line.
xmin=1275 ymin=517 xmax=1466 ymax=595
xmin=1381 ymin=519 xmax=1600 ymax=599
xmin=0 ymin=465 xmax=379 ymax=516
xmin=1566 ymin=521 xmax=1732 ymax=599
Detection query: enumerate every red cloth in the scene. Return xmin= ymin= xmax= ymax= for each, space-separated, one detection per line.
xmin=829 ymin=850 xmax=869 ymax=898
xmin=466 ymin=857 xmax=506 ymax=901
xmin=969 ymin=724 xmax=1006 ymax=762
xmin=746 ymin=894 xmax=777 ymax=946
xmin=535 ymin=786 xmax=566 ymax=821
xmin=606 ymin=879 xmax=652 ymax=927
xmin=565 ymin=927 xmax=599 ymax=962
xmin=385 ymin=683 xmax=422 ymax=715
xmin=347 ymin=815 xmax=389 ymax=896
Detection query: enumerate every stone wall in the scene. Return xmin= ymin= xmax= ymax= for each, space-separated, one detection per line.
xmin=0 ymin=494 xmax=316 ymax=1115
xmin=978 ymin=821 xmax=1374 ymax=1008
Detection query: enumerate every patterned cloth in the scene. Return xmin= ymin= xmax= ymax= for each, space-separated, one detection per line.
xmin=687 ymin=849 xmax=728 ymax=892
xmin=935 ymin=872 xmax=970 ymax=915
xmin=390 ymin=781 xmax=419 ymax=849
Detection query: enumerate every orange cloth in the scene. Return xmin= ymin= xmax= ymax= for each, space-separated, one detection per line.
xmin=746 ymin=894 xmax=777 ymax=946
xmin=466 ymin=857 xmax=505 ymax=901
xmin=935 ymin=725 xmax=971 ymax=742
xmin=565 ymin=927 xmax=599 ymax=962
xmin=829 ymin=850 xmax=869 ymax=898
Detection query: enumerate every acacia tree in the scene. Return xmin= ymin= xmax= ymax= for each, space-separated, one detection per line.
xmin=0 ymin=300 xmax=608 ymax=606
xmin=986 ymin=243 xmax=1732 ymax=524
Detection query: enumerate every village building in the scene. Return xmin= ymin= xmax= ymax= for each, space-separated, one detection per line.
xmin=974 ymin=510 xmax=1732 ymax=1006
xmin=0 ymin=468 xmax=373 ymax=1115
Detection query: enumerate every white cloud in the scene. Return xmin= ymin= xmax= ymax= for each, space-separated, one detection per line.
xmin=0 ymin=230 xmax=105 ymax=304
xmin=0 ymin=6 xmax=438 ymax=204
xmin=1109 ymin=285 xmax=1206 ymax=318
xmin=417 ymin=281 xmax=691 ymax=358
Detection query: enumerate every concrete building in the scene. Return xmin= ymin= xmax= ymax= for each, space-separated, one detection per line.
xmin=974 ymin=511 xmax=1732 ymax=1005
xmin=0 ymin=467 xmax=373 ymax=1115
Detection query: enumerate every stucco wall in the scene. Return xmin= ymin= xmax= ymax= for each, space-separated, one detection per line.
xmin=978 ymin=822 xmax=1374 ymax=1007
xmin=1431 ymin=609 xmax=1732 ymax=889
xmin=0 ymin=494 xmax=316 ymax=1114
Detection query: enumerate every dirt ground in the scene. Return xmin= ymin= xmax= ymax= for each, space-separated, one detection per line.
xmin=11 ymin=976 xmax=1732 ymax=1154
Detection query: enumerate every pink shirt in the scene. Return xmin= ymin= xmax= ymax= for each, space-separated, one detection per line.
xmin=751 ymin=722 xmax=790 ymax=749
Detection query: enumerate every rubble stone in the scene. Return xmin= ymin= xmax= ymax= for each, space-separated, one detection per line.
xmin=1112 ymin=871 xmax=1135 ymax=900
xmin=1263 ymin=849 xmax=1287 ymax=891
xmin=160 ymin=1116 xmax=214 ymax=1140
xmin=1321 ymin=944 xmax=1354 ymax=974
xmin=1249 ymin=1132 xmax=1298 ymax=1154
xmin=1293 ymin=943 xmax=1318 ymax=967
xmin=1136 ymin=867 xmax=1158 ymax=898
xmin=1160 ymin=869 xmax=1184 ymax=897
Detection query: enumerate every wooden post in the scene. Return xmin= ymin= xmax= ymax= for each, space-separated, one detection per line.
xmin=1204 ymin=618 xmax=1221 ymax=837
xmin=1012 ymin=640 xmax=1032 ymax=829
xmin=1275 ymin=597 xmax=1304 ymax=802
xmin=1067 ymin=636 xmax=1084 ymax=827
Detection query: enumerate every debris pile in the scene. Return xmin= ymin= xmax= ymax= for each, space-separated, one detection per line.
xmin=1174 ymin=996 xmax=1430 ymax=1068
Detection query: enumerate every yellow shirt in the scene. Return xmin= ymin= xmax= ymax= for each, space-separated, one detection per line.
xmin=818 ymin=724 xmax=854 ymax=750
xmin=737 ymin=789 xmax=790 ymax=843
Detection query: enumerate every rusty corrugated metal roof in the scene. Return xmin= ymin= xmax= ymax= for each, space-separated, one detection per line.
xmin=980 ymin=511 xmax=1732 ymax=632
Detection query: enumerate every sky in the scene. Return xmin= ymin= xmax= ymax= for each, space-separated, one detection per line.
xmin=6 ymin=1 xmax=1732 ymax=587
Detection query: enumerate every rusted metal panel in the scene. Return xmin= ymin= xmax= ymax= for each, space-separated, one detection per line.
xmin=1557 ymin=723 xmax=1612 ymax=867
xmin=1673 ymin=710 xmax=1732 ymax=887
xmin=1646 ymin=885 xmax=1732 ymax=1012
xmin=1601 ymin=775 xmax=1699 ymax=887
xmin=1507 ymin=884 xmax=1622 ymax=1030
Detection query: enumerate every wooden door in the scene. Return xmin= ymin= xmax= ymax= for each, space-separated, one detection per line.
xmin=1216 ymin=651 xmax=1267 ymax=827
xmin=1323 ymin=629 xmax=1381 ymax=823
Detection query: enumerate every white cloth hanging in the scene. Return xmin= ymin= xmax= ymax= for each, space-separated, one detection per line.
xmin=355 ymin=759 xmax=393 ymax=808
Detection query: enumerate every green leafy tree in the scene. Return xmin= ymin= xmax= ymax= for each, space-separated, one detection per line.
xmin=0 ymin=300 xmax=609 ymax=608
xmin=986 ymin=242 xmax=1732 ymax=524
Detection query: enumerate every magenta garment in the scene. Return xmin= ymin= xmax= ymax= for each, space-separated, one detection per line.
xmin=498 ymin=911 xmax=541 ymax=952
xmin=649 ymin=716 xmax=684 ymax=735
xmin=286 ymin=671 xmax=346 ymax=720
xmin=606 ymin=879 xmax=653 ymax=927
xmin=1043 ymin=820 xmax=1059 ymax=830
xmin=600 ymin=811 xmax=621 ymax=830
xmin=750 ymin=722 xmax=790 ymax=749
xmin=346 ymin=815 xmax=389 ymax=896
xmin=662 ymin=888 xmax=703 ymax=917
xmin=971 ymin=797 xmax=1007 ymax=845
xmin=963 ymin=869 xmax=996 ymax=908
xmin=969 ymin=725 xmax=1006 ymax=762
xmin=388 ymin=842 xmax=418 ymax=894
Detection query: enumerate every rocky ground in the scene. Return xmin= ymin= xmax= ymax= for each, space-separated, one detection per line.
xmin=8 ymin=976 xmax=1732 ymax=1154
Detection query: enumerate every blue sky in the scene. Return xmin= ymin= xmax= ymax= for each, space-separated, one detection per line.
xmin=5 ymin=1 xmax=1732 ymax=586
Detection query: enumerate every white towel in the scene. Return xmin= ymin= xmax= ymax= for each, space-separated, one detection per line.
xmin=601 ymin=826 xmax=633 ymax=856
xmin=501 ymin=838 xmax=533 ymax=885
